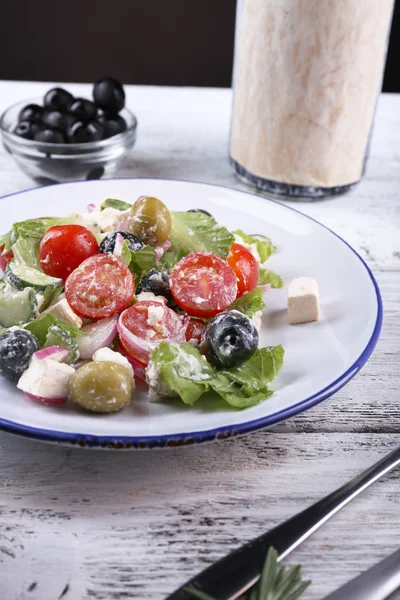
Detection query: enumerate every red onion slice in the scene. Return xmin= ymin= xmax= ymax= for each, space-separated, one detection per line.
xmin=34 ymin=346 xmax=69 ymax=363
xmin=113 ymin=233 xmax=125 ymax=258
xmin=117 ymin=345 xmax=147 ymax=381
xmin=87 ymin=203 xmax=96 ymax=213
xmin=25 ymin=392 xmax=67 ymax=405
xmin=77 ymin=316 xmax=118 ymax=359
xmin=155 ymin=240 xmax=172 ymax=261
xmin=117 ymin=314 xmax=156 ymax=356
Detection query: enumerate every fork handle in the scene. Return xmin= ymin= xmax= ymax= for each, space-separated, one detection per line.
xmin=166 ymin=445 xmax=400 ymax=600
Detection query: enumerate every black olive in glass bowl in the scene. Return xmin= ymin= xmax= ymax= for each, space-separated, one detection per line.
xmin=93 ymin=77 xmax=125 ymax=113
xmin=205 ymin=310 xmax=259 ymax=369
xmin=18 ymin=103 xmax=43 ymax=123
xmin=33 ymin=128 xmax=66 ymax=143
xmin=70 ymin=98 xmax=97 ymax=121
xmin=187 ymin=208 xmax=213 ymax=217
xmin=0 ymin=329 xmax=39 ymax=382
xmin=14 ymin=120 xmax=43 ymax=140
xmin=99 ymin=114 xmax=127 ymax=139
xmin=44 ymin=87 xmax=74 ymax=112
xmin=42 ymin=110 xmax=70 ymax=132
xmin=68 ymin=120 xmax=104 ymax=143
xmin=100 ymin=231 xmax=144 ymax=254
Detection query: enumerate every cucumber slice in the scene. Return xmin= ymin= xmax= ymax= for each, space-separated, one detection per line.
xmin=5 ymin=260 xmax=62 ymax=291
xmin=44 ymin=324 xmax=79 ymax=364
xmin=0 ymin=287 xmax=37 ymax=327
xmin=100 ymin=198 xmax=131 ymax=211
xmin=38 ymin=286 xmax=63 ymax=313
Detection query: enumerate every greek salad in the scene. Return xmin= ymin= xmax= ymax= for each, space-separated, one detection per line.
xmin=0 ymin=195 xmax=284 ymax=413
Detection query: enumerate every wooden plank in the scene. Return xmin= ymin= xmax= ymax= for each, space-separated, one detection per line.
xmin=0 ymin=81 xmax=399 ymax=600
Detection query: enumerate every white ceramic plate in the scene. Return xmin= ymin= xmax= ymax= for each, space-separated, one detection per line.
xmin=0 ymin=179 xmax=382 ymax=448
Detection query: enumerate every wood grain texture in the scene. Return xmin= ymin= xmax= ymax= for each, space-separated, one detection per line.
xmin=0 ymin=81 xmax=399 ymax=600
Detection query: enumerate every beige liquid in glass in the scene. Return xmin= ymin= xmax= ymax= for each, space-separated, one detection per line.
xmin=230 ymin=0 xmax=394 ymax=198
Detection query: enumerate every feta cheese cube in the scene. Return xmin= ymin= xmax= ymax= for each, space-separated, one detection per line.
xmin=92 ymin=347 xmax=134 ymax=382
xmin=17 ymin=356 xmax=75 ymax=399
xmin=136 ymin=292 xmax=167 ymax=305
xmin=251 ymin=310 xmax=262 ymax=333
xmin=288 ymin=277 xmax=319 ymax=324
xmin=44 ymin=299 xmax=83 ymax=329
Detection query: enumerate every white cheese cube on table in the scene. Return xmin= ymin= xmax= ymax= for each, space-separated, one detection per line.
xmin=288 ymin=277 xmax=319 ymax=324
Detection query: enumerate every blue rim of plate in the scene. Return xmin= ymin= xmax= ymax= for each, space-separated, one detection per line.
xmin=0 ymin=178 xmax=383 ymax=449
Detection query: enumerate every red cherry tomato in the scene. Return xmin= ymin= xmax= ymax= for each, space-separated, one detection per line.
xmin=65 ymin=254 xmax=135 ymax=319
xmin=119 ymin=300 xmax=187 ymax=366
xmin=170 ymin=252 xmax=237 ymax=318
xmin=227 ymin=243 xmax=259 ymax=298
xmin=39 ymin=225 xmax=99 ymax=281
xmin=185 ymin=317 xmax=206 ymax=343
xmin=0 ymin=245 xmax=13 ymax=273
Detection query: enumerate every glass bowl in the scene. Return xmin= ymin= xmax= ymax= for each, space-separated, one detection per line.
xmin=0 ymin=97 xmax=137 ymax=184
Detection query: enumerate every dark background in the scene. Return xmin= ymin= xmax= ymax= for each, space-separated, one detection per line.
xmin=1 ymin=0 xmax=398 ymax=90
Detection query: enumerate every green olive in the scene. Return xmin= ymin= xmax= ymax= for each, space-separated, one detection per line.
xmin=70 ymin=362 xmax=132 ymax=413
xmin=128 ymin=196 xmax=172 ymax=246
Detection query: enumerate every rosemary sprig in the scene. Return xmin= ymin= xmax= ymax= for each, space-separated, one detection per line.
xmin=184 ymin=547 xmax=311 ymax=600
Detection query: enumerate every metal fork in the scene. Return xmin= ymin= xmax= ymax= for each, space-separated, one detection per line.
xmin=166 ymin=445 xmax=400 ymax=600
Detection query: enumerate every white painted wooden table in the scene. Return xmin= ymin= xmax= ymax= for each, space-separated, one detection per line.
xmin=0 ymin=81 xmax=399 ymax=600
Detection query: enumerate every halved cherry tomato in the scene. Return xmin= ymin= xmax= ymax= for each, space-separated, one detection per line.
xmin=65 ymin=254 xmax=135 ymax=319
xmin=40 ymin=225 xmax=99 ymax=281
xmin=119 ymin=300 xmax=187 ymax=365
xmin=185 ymin=317 xmax=206 ymax=343
xmin=170 ymin=252 xmax=237 ymax=318
xmin=0 ymin=245 xmax=13 ymax=273
xmin=227 ymin=243 xmax=259 ymax=298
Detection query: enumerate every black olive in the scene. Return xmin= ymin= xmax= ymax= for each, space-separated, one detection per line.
xmin=100 ymin=231 xmax=144 ymax=254
xmin=70 ymin=98 xmax=97 ymax=120
xmin=205 ymin=310 xmax=259 ymax=369
xmin=99 ymin=114 xmax=127 ymax=138
xmin=42 ymin=110 xmax=69 ymax=132
xmin=93 ymin=76 xmax=125 ymax=113
xmin=187 ymin=209 xmax=213 ymax=217
xmin=0 ymin=329 xmax=39 ymax=382
xmin=14 ymin=120 xmax=43 ymax=140
xmin=18 ymin=104 xmax=43 ymax=123
xmin=33 ymin=128 xmax=66 ymax=143
xmin=44 ymin=87 xmax=74 ymax=112
xmin=136 ymin=269 xmax=173 ymax=302
xmin=68 ymin=120 xmax=104 ymax=143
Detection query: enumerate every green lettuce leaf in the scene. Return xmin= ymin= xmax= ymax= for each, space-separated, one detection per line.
xmin=211 ymin=345 xmax=284 ymax=408
xmin=128 ymin=245 xmax=157 ymax=283
xmin=100 ymin=198 xmax=132 ymax=211
xmin=119 ymin=240 xmax=133 ymax=266
xmin=24 ymin=313 xmax=84 ymax=346
xmin=0 ymin=232 xmax=12 ymax=252
xmin=233 ymin=230 xmax=276 ymax=263
xmin=258 ymin=268 xmax=284 ymax=288
xmin=11 ymin=236 xmax=41 ymax=270
xmin=160 ymin=248 xmax=186 ymax=272
xmin=165 ymin=212 xmax=234 ymax=270
xmin=230 ymin=288 xmax=265 ymax=317
xmin=147 ymin=342 xmax=284 ymax=409
xmin=148 ymin=342 xmax=214 ymax=405
xmin=9 ymin=216 xmax=82 ymax=245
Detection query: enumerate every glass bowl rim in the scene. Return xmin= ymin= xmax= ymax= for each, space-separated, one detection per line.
xmin=0 ymin=96 xmax=137 ymax=152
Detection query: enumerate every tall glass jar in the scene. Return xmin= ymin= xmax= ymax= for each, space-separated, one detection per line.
xmin=230 ymin=0 xmax=394 ymax=200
